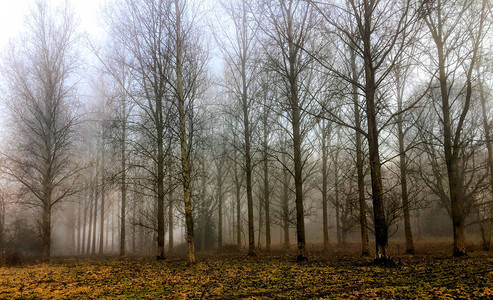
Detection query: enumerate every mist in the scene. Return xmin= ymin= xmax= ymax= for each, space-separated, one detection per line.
xmin=0 ymin=0 xmax=492 ymax=298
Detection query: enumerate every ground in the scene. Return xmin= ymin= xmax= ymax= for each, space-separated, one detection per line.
xmin=0 ymin=241 xmax=492 ymax=299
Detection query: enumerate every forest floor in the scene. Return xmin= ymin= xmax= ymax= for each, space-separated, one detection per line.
xmin=0 ymin=241 xmax=492 ymax=299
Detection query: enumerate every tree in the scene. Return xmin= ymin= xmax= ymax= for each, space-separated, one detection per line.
xmin=1 ymin=0 xmax=81 ymax=261
xmin=312 ymin=0 xmax=420 ymax=261
xmin=106 ymin=0 xmax=176 ymax=260
xmin=214 ymin=0 xmax=260 ymax=256
xmin=168 ymin=0 xmax=208 ymax=264
xmin=257 ymin=0 xmax=318 ymax=261
xmin=421 ymin=0 xmax=488 ymax=256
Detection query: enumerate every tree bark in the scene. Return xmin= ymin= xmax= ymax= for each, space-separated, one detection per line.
xmin=350 ymin=43 xmax=370 ymax=256
xmin=42 ymin=202 xmax=51 ymax=261
xmin=175 ymin=0 xmax=195 ymax=264
xmin=396 ymin=74 xmax=415 ymax=254
xmin=361 ymin=0 xmax=389 ymax=259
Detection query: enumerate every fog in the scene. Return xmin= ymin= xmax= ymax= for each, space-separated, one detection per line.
xmin=0 ymin=0 xmax=492 ymax=265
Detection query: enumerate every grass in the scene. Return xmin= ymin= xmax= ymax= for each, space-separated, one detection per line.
xmin=0 ymin=242 xmax=492 ymax=299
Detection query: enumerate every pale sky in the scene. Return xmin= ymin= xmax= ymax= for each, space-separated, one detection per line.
xmin=0 ymin=0 xmax=108 ymax=49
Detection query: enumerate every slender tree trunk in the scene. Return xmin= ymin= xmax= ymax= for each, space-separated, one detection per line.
xmin=132 ymin=204 xmax=136 ymax=254
xmin=334 ymin=139 xmax=341 ymax=246
xmin=321 ymin=120 xmax=329 ymax=251
xmin=156 ymin=115 xmax=166 ymax=259
xmin=235 ymin=174 xmax=242 ymax=249
xmin=478 ymin=63 xmax=493 ymax=251
xmin=91 ymin=176 xmax=99 ymax=256
xmin=175 ymin=0 xmax=195 ymax=264
xmin=396 ymin=74 xmax=414 ymax=254
xmin=217 ymin=164 xmax=223 ymax=248
xmin=81 ymin=196 xmax=87 ymax=255
xmin=233 ymin=144 xmax=242 ymax=249
xmin=243 ymin=64 xmax=255 ymax=258
xmin=111 ymin=208 xmax=114 ymax=252
xmin=168 ymin=182 xmax=174 ymax=254
xmin=77 ymin=200 xmax=81 ymax=255
xmin=120 ymin=120 xmax=126 ymax=257
xmin=263 ymin=111 xmax=271 ymax=252
xmin=258 ymin=196 xmax=263 ymax=249
xmin=99 ymin=148 xmax=105 ymax=255
xmin=350 ymin=43 xmax=370 ymax=256
xmin=86 ymin=190 xmax=93 ymax=255
xmin=436 ymin=37 xmax=466 ymax=257
xmin=281 ymin=149 xmax=290 ymax=249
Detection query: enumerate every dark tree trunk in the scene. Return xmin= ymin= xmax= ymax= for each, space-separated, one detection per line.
xmin=41 ymin=202 xmax=51 ymax=261
xmin=361 ymin=0 xmax=389 ymax=259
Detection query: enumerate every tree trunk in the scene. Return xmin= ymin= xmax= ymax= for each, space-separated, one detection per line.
xmin=361 ymin=2 xmax=389 ymax=259
xmin=175 ymin=0 xmax=195 ymax=264
xmin=91 ymin=178 xmax=98 ymax=256
xmin=81 ymin=196 xmax=87 ymax=255
xmin=235 ymin=178 xmax=242 ymax=249
xmin=86 ymin=191 xmax=93 ymax=255
xmin=258 ymin=196 xmax=263 ymax=249
xmin=120 ymin=121 xmax=126 ymax=256
xmin=99 ymin=160 xmax=105 ymax=255
xmin=321 ymin=120 xmax=329 ymax=251
xmin=478 ymin=63 xmax=493 ymax=252
xmin=168 ymin=188 xmax=174 ymax=254
xmin=437 ymin=36 xmax=466 ymax=257
xmin=77 ymin=200 xmax=81 ymax=255
xmin=350 ymin=43 xmax=370 ymax=256
xmin=42 ymin=202 xmax=51 ymax=261
xmin=233 ymin=146 xmax=242 ymax=249
xmin=334 ymin=139 xmax=341 ymax=246
xmin=156 ymin=109 xmax=166 ymax=260
xmin=263 ymin=112 xmax=271 ymax=252
xmin=289 ymin=47 xmax=307 ymax=262
xmin=218 ymin=167 xmax=223 ymax=248
xmin=396 ymin=74 xmax=414 ymax=254
xmin=243 ymin=66 xmax=255 ymax=258
xmin=281 ymin=149 xmax=290 ymax=250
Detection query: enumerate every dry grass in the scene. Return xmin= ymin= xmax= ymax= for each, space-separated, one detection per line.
xmin=0 ymin=242 xmax=492 ymax=299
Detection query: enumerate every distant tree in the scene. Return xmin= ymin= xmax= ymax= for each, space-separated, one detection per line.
xmin=1 ymin=1 xmax=81 ymax=261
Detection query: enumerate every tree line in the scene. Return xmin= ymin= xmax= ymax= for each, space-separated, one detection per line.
xmin=0 ymin=0 xmax=492 ymax=264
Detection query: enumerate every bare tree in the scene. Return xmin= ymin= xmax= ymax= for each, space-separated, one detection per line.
xmin=421 ymin=0 xmax=488 ymax=256
xmin=106 ymin=0 xmax=178 ymax=260
xmin=213 ymin=0 xmax=261 ymax=256
xmin=1 ymin=1 xmax=81 ymax=261
xmin=256 ymin=0 xmax=318 ymax=261
xmin=311 ymin=0 xmax=420 ymax=261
